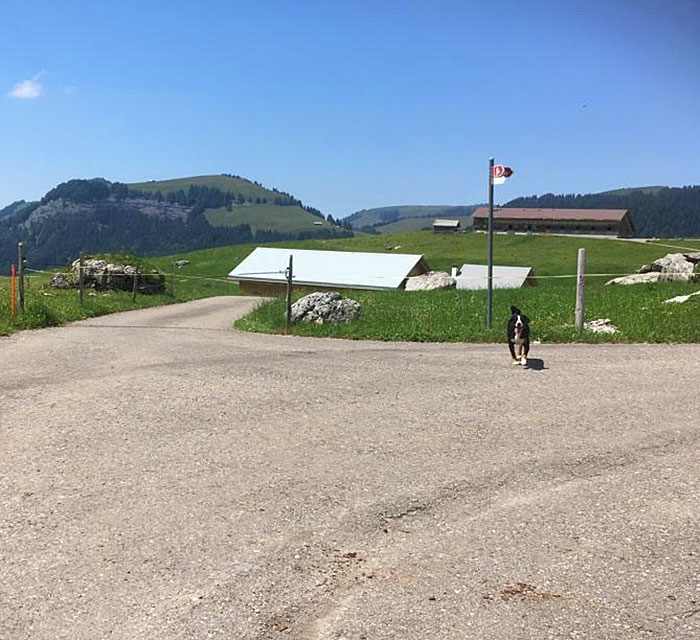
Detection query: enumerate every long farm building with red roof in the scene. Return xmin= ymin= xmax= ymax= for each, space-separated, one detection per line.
xmin=472 ymin=207 xmax=634 ymax=237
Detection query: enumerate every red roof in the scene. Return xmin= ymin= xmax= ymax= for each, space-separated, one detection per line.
xmin=472 ymin=207 xmax=628 ymax=222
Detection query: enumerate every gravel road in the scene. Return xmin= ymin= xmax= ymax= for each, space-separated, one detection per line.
xmin=1 ymin=296 xmax=699 ymax=639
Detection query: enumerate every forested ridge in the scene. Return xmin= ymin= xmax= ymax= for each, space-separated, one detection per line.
xmin=0 ymin=177 xmax=351 ymax=273
xmin=505 ymin=185 xmax=700 ymax=237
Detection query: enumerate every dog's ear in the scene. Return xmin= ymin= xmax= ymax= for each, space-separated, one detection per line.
xmin=522 ymin=314 xmax=530 ymax=323
xmin=510 ymin=305 xmax=520 ymax=316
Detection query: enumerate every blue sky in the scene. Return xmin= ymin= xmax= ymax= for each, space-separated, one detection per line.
xmin=1 ymin=0 xmax=699 ymax=217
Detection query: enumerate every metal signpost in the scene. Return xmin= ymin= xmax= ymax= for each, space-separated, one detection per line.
xmin=486 ymin=160 xmax=514 ymax=328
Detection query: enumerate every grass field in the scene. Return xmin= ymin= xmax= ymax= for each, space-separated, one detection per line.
xmin=2 ymin=232 xmax=699 ymax=341
xmin=235 ymin=280 xmax=700 ymax=344
xmin=204 ymin=204 xmax=330 ymax=232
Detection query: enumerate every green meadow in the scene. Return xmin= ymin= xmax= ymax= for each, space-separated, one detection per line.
xmin=1 ymin=232 xmax=699 ymax=342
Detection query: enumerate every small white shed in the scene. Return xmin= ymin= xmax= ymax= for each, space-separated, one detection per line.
xmin=455 ymin=264 xmax=536 ymax=290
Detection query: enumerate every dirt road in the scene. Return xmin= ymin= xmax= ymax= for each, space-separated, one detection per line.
xmin=2 ymin=297 xmax=699 ymax=639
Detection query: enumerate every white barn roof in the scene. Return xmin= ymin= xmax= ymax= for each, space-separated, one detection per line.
xmin=229 ymin=247 xmax=428 ymax=290
xmin=433 ymin=219 xmax=460 ymax=228
xmin=455 ymin=264 xmax=534 ymax=290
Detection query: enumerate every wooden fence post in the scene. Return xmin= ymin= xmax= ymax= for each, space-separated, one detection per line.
xmin=78 ymin=253 xmax=84 ymax=305
xmin=17 ymin=242 xmax=25 ymax=313
xmin=170 ymin=271 xmax=175 ymax=298
xmin=131 ymin=267 xmax=139 ymax=302
xmin=286 ymin=254 xmax=293 ymax=331
xmin=575 ymin=248 xmax=586 ymax=329
xmin=10 ymin=265 xmax=15 ymax=316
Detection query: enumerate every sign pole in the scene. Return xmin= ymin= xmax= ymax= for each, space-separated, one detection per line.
xmin=575 ymin=248 xmax=586 ymax=329
xmin=487 ymin=157 xmax=494 ymax=328
xmin=286 ymin=254 xmax=293 ymax=332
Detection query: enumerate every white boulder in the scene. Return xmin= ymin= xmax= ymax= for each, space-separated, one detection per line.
xmin=405 ymin=271 xmax=455 ymax=291
xmin=584 ymin=318 xmax=619 ymax=334
xmin=290 ymin=292 xmax=361 ymax=324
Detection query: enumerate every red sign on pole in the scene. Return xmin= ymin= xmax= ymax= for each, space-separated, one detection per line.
xmin=492 ymin=165 xmax=513 ymax=179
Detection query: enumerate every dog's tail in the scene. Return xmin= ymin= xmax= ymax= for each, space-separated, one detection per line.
xmin=510 ymin=305 xmax=521 ymax=315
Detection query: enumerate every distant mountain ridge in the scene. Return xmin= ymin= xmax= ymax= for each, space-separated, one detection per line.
xmin=0 ymin=174 xmax=351 ymax=273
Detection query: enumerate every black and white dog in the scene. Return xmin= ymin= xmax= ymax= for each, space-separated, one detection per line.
xmin=507 ymin=305 xmax=530 ymax=366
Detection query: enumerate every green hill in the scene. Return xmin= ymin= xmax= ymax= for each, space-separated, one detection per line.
xmin=345 ymin=205 xmax=479 ymax=231
xmin=129 ymin=174 xmax=332 ymax=232
xmin=374 ymin=215 xmax=474 ymax=233
xmin=0 ymin=174 xmax=349 ymax=273
xmin=130 ymin=174 xmax=274 ymax=199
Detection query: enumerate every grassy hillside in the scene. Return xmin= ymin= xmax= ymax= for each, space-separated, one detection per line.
xmin=205 ymin=204 xmax=331 ymax=232
xmin=129 ymin=174 xmax=279 ymax=200
xmin=346 ymin=205 xmax=478 ymax=230
xmin=374 ymin=215 xmax=474 ymax=233
xmin=130 ymin=174 xmax=330 ymax=233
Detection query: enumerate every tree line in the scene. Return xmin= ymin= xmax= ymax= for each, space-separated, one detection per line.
xmin=506 ymin=186 xmax=700 ymax=237
xmin=0 ymin=178 xmax=352 ymax=273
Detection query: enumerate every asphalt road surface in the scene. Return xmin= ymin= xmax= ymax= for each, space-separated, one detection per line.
xmin=2 ymin=297 xmax=699 ymax=640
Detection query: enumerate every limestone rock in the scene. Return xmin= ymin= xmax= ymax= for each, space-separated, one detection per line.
xmin=49 ymin=273 xmax=73 ymax=289
xmin=584 ymin=318 xmax=618 ymax=334
xmin=664 ymin=290 xmax=700 ymax=304
xmin=290 ymin=292 xmax=361 ymax=324
xmin=637 ymin=253 xmax=695 ymax=274
xmin=174 ymin=260 xmax=190 ymax=267
xmin=70 ymin=258 xmax=165 ymax=293
xmin=405 ymin=271 xmax=456 ymax=292
xmin=606 ymin=272 xmax=661 ymax=285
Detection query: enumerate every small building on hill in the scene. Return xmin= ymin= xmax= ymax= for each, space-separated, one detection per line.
xmin=433 ymin=219 xmax=461 ymax=233
xmin=228 ymin=247 xmax=430 ymax=295
xmin=472 ymin=207 xmax=634 ymax=237
xmin=455 ymin=264 xmax=536 ymax=290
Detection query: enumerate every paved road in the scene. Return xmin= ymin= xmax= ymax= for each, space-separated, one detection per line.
xmin=2 ymin=297 xmax=699 ymax=640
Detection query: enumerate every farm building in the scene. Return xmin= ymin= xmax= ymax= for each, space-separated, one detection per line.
xmin=454 ymin=264 xmax=536 ymax=290
xmin=228 ymin=247 xmax=430 ymax=295
xmin=472 ymin=207 xmax=634 ymax=237
xmin=433 ymin=219 xmax=461 ymax=233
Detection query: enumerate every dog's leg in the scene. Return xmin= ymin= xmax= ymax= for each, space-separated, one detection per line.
xmin=508 ymin=341 xmax=519 ymax=364
xmin=521 ymin=343 xmax=528 ymax=366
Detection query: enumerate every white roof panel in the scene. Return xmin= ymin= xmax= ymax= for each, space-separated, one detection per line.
xmin=433 ymin=219 xmax=460 ymax=227
xmin=229 ymin=247 xmax=426 ymax=290
xmin=455 ymin=264 xmax=533 ymax=290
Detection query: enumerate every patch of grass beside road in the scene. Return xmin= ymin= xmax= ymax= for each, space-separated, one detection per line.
xmin=235 ymin=280 xmax=700 ymax=344
xmin=0 ymin=270 xmax=235 ymax=336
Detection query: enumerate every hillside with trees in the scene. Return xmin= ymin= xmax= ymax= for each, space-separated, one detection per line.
xmin=345 ymin=205 xmax=480 ymax=233
xmin=0 ymin=175 xmax=351 ymax=273
xmin=505 ymin=185 xmax=700 ymax=237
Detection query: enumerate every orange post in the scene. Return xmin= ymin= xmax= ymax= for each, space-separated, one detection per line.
xmin=11 ymin=265 xmax=16 ymax=316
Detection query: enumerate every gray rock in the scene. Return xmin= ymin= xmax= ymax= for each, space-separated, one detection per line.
xmin=70 ymin=258 xmax=165 ymax=293
xmin=606 ymin=272 xmax=661 ymax=285
xmin=637 ymin=252 xmax=696 ymax=275
xmin=664 ymin=290 xmax=700 ymax=304
xmin=584 ymin=318 xmax=619 ymax=334
xmin=174 ymin=260 xmax=190 ymax=267
xmin=290 ymin=292 xmax=361 ymax=324
xmin=405 ymin=271 xmax=456 ymax=291
xmin=49 ymin=273 xmax=73 ymax=289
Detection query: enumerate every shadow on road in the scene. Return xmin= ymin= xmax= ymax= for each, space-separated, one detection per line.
xmin=525 ymin=358 xmax=546 ymax=371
